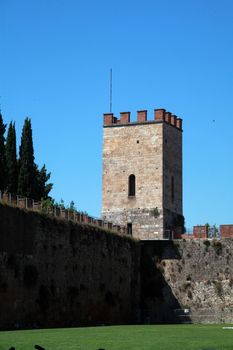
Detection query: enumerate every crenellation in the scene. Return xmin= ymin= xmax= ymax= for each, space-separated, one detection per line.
xmin=103 ymin=109 xmax=182 ymax=130
xmin=176 ymin=118 xmax=182 ymax=129
xmin=137 ymin=110 xmax=147 ymax=122
xmin=154 ymin=108 xmax=165 ymax=121
xmin=120 ymin=111 xmax=131 ymax=124
xmin=165 ymin=111 xmax=171 ymax=123
xmin=0 ymin=191 xmax=127 ymax=235
xmin=171 ymin=114 xmax=177 ymax=126
xmin=104 ymin=113 xmax=115 ymax=126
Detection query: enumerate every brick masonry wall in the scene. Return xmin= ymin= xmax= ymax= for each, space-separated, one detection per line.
xmin=220 ymin=225 xmax=233 ymax=238
xmin=0 ymin=203 xmax=140 ymax=330
xmin=193 ymin=225 xmax=208 ymax=238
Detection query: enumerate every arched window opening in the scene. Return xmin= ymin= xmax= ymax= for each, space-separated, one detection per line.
xmin=128 ymin=174 xmax=136 ymax=197
xmin=171 ymin=176 xmax=174 ymax=203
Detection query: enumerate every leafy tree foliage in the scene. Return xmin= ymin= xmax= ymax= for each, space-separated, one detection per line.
xmin=57 ymin=198 xmax=65 ymax=209
xmin=34 ymin=164 xmax=53 ymax=200
xmin=5 ymin=122 xmax=18 ymax=193
xmin=0 ymin=113 xmax=7 ymax=191
xmin=69 ymin=200 xmax=76 ymax=211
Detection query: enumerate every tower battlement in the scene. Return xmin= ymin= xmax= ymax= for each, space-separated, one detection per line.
xmin=103 ymin=108 xmax=182 ymax=130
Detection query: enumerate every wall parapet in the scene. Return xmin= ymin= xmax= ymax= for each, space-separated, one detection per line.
xmin=193 ymin=225 xmax=209 ymax=239
xmin=220 ymin=225 xmax=233 ymax=238
xmin=103 ymin=108 xmax=182 ymax=130
xmin=0 ymin=191 xmax=127 ymax=236
xmin=174 ymin=225 xmax=233 ymax=240
xmin=4 ymin=190 xmax=232 ymax=241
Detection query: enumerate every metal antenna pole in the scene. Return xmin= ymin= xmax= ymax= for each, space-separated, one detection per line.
xmin=110 ymin=68 xmax=112 ymax=112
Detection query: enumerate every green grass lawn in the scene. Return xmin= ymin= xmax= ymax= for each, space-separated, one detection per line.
xmin=0 ymin=325 xmax=233 ymax=350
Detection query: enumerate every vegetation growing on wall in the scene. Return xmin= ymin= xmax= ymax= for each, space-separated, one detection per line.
xmin=213 ymin=280 xmax=223 ymax=298
xmin=150 ymin=207 xmax=160 ymax=218
xmin=212 ymin=239 xmax=222 ymax=255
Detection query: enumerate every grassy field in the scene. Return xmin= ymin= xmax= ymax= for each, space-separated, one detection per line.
xmin=0 ymin=324 xmax=233 ymax=350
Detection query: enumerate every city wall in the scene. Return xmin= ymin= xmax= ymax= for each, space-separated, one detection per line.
xmin=1 ymin=203 xmax=233 ymax=328
xmin=141 ymin=239 xmax=233 ymax=323
xmin=0 ymin=203 xmax=140 ymax=330
xmin=0 ymin=191 xmax=127 ymax=235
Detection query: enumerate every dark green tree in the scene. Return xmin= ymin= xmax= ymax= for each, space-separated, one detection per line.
xmin=17 ymin=117 xmax=36 ymax=198
xmin=5 ymin=122 xmax=18 ymax=193
xmin=0 ymin=113 xmax=7 ymax=191
xmin=34 ymin=164 xmax=53 ymax=200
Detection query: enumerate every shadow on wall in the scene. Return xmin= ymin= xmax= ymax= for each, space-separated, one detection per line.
xmin=140 ymin=240 xmax=191 ymax=324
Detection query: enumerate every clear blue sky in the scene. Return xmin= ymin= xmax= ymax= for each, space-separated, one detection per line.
xmin=1 ymin=0 xmax=233 ymax=228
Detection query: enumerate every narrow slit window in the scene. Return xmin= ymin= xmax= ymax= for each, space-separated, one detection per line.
xmin=171 ymin=176 xmax=174 ymax=203
xmin=128 ymin=174 xmax=136 ymax=197
xmin=127 ymin=223 xmax=132 ymax=235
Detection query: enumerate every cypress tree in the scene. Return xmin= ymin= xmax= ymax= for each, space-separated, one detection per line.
xmin=0 ymin=113 xmax=7 ymax=192
xmin=17 ymin=117 xmax=36 ymax=198
xmin=5 ymin=122 xmax=18 ymax=193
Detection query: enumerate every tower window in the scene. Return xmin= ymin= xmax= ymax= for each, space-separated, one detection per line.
xmin=128 ymin=174 xmax=136 ymax=197
xmin=127 ymin=223 xmax=132 ymax=235
xmin=171 ymin=176 xmax=174 ymax=203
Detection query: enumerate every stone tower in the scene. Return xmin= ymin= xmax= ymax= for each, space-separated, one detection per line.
xmin=102 ymin=108 xmax=183 ymax=240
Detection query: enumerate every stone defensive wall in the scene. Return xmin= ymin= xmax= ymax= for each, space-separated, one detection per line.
xmin=103 ymin=108 xmax=183 ymax=130
xmin=1 ymin=203 xmax=233 ymax=328
xmin=141 ymin=239 xmax=233 ymax=324
xmin=174 ymin=225 xmax=233 ymax=239
xmin=0 ymin=191 xmax=127 ymax=235
xmin=0 ymin=203 xmax=140 ymax=330
xmin=220 ymin=225 xmax=233 ymax=238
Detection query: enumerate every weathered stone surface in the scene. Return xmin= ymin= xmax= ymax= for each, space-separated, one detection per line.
xmin=102 ymin=118 xmax=182 ymax=239
xmin=0 ymin=204 xmax=140 ymax=330
xmin=141 ymin=239 xmax=233 ymax=323
xmin=2 ymin=204 xmax=233 ymax=327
